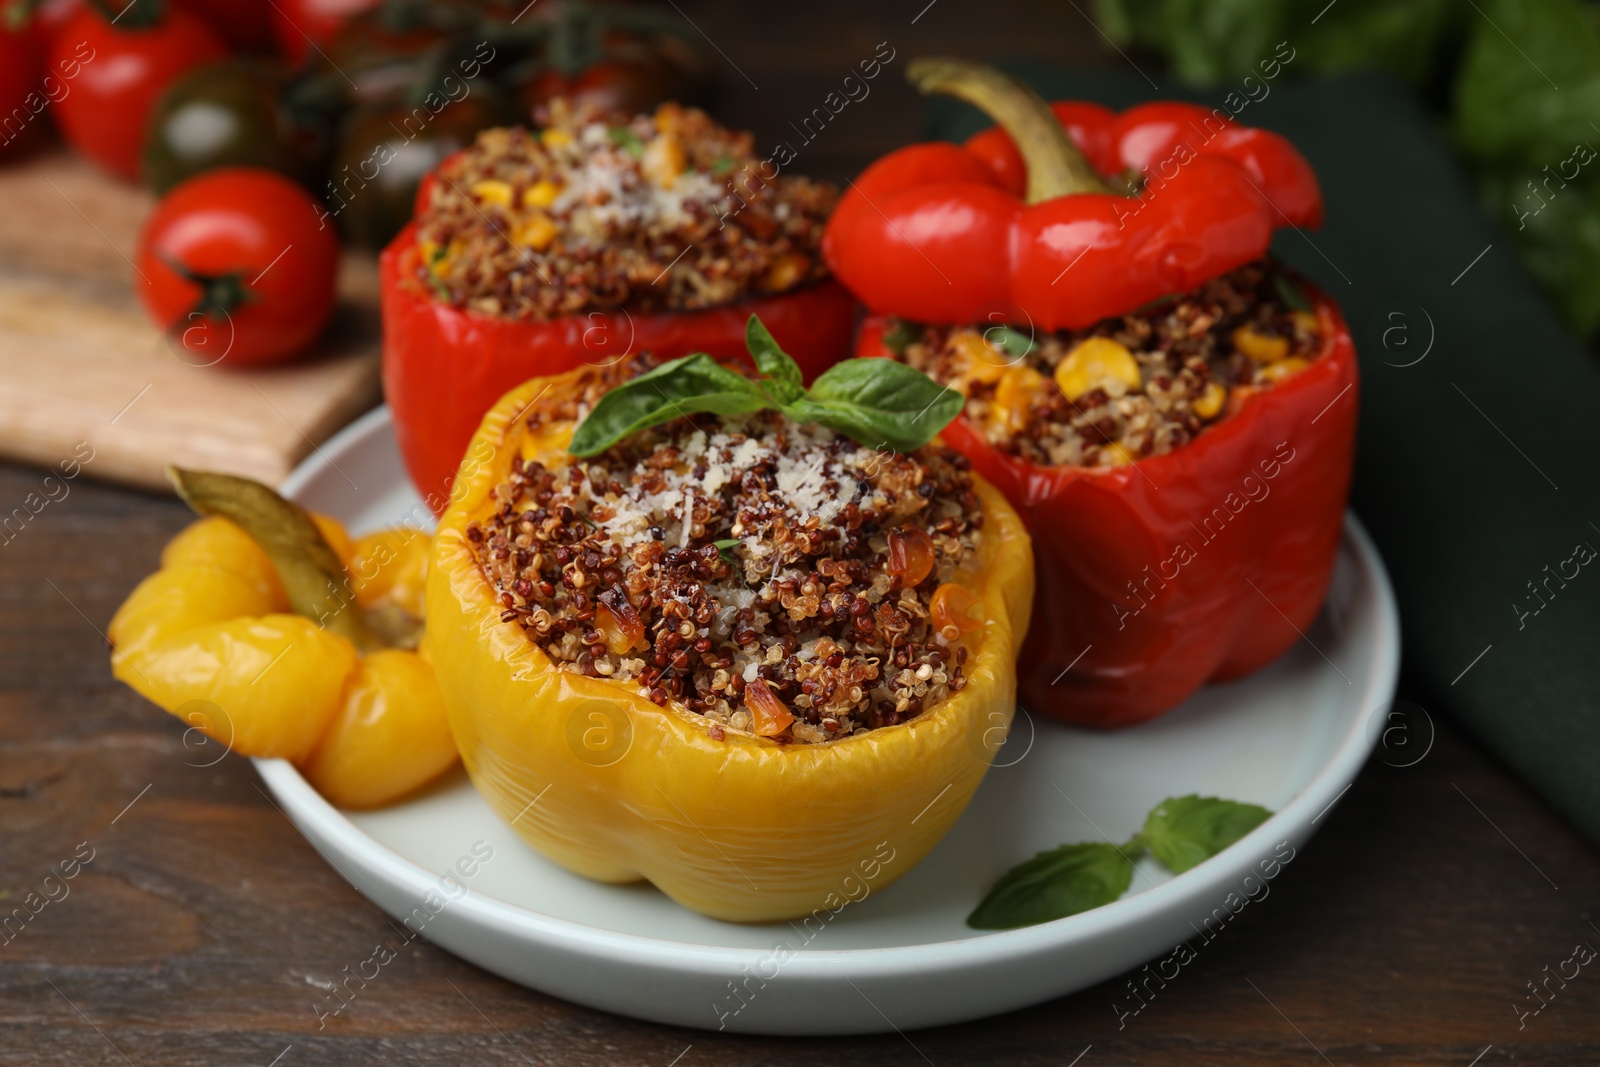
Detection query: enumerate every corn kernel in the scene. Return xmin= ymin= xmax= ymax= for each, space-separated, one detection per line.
xmin=444 ymin=240 xmax=464 ymax=269
xmin=1054 ymin=337 xmax=1142 ymax=401
xmin=421 ymin=239 xmax=457 ymax=280
xmin=643 ymin=131 xmax=687 ymax=188
xmin=954 ymin=330 xmax=1007 ymax=384
xmin=522 ymin=180 xmax=561 ymax=209
xmin=1192 ymin=381 xmax=1227 ymax=420
xmin=1233 ymin=325 xmax=1289 ymax=363
xmin=1099 ymin=442 xmax=1136 ymax=466
xmin=1260 ymin=357 xmax=1310 ymax=383
xmin=993 ymin=364 xmax=1046 ymax=433
xmin=514 ymin=214 xmax=559 ymax=252
xmin=470 ymin=180 xmax=513 ymax=208
xmin=653 ymin=102 xmax=685 ymax=134
xmin=540 ymin=128 xmax=573 ymax=149
xmin=762 ymin=252 xmax=811 ymax=293
xmin=1290 ymin=310 xmax=1319 ymax=334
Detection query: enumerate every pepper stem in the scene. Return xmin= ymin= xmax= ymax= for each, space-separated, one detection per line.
xmin=167 ymin=467 xmax=387 ymax=654
xmin=161 ymin=255 xmax=256 ymax=328
xmin=906 ymin=57 xmax=1111 ymax=203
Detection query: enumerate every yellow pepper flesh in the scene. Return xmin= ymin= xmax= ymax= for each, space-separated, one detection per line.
xmin=109 ymin=513 xmax=457 ymax=806
xmin=428 ymin=368 xmax=1036 ymax=923
xmin=302 ymin=648 xmax=458 ymax=809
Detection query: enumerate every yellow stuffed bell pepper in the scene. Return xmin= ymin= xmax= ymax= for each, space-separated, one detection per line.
xmin=427 ymin=337 xmax=1035 ymax=923
xmin=108 ymin=470 xmax=458 ymax=809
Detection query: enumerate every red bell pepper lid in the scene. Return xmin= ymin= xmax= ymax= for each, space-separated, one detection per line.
xmin=822 ymin=58 xmax=1323 ymax=333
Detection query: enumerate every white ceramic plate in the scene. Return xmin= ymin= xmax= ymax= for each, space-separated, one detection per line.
xmin=258 ymin=405 xmax=1400 ymax=1036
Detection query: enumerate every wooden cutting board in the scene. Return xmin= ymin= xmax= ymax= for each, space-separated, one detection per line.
xmin=0 ymin=150 xmax=383 ymax=493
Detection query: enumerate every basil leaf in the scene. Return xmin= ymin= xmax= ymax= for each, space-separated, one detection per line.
xmin=880 ymin=317 xmax=924 ymax=355
xmin=424 ymin=244 xmax=451 ymax=300
xmin=712 ymin=537 xmax=742 ymax=567
xmin=744 ymin=316 xmax=805 ymax=405
xmin=1140 ymin=795 xmax=1272 ymax=874
xmin=567 ymin=354 xmax=768 ymax=457
xmin=1272 ymin=273 xmax=1312 ymax=312
xmin=607 ymin=126 xmax=645 ymax=157
xmin=567 ymin=315 xmax=965 ymax=457
xmin=967 ymin=842 xmax=1135 ymax=930
xmin=795 ymin=359 xmax=964 ymax=453
xmin=985 ymin=324 xmax=1036 ymax=358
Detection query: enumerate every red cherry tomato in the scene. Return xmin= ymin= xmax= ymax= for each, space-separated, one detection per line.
xmin=49 ymin=5 xmax=227 ymax=181
xmin=0 ymin=0 xmax=91 ymax=159
xmin=269 ymin=0 xmax=378 ymax=64
xmin=135 ymin=168 xmax=341 ymax=367
xmin=33 ymin=0 xmax=82 ymax=38
xmin=173 ymin=0 xmax=273 ymax=51
xmin=0 ymin=28 xmax=37 ymax=159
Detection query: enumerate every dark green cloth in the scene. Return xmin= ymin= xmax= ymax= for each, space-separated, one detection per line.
xmin=928 ymin=67 xmax=1600 ymax=844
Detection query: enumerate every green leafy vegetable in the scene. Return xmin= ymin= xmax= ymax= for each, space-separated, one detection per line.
xmin=1092 ymin=0 xmax=1458 ymax=87
xmin=880 ymin=318 xmax=925 ymax=355
xmin=567 ymin=355 xmax=769 ymax=457
xmin=1453 ymin=0 xmax=1600 ymax=169
xmin=1088 ymin=0 xmax=1600 ymax=342
xmin=424 ymin=243 xmax=452 ymax=301
xmin=607 ymin=126 xmax=646 ymax=157
xmin=1451 ymin=0 xmax=1600 ymax=337
xmin=1482 ymin=171 xmax=1600 ymax=337
xmin=967 ymin=794 xmax=1274 ymax=929
xmin=967 ymin=842 xmax=1135 ymax=930
xmin=745 ymin=317 xmax=805 ymax=404
xmin=985 ymin=324 xmax=1037 ymax=358
xmin=712 ymin=537 xmax=742 ymax=567
xmin=1272 ymin=273 xmax=1311 ymax=312
xmin=568 ymin=316 xmax=964 ymax=457
xmin=792 ymin=359 xmax=965 ymax=454
xmin=1140 ymin=794 xmax=1273 ymax=874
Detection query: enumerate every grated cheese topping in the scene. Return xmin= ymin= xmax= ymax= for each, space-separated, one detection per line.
xmin=413 ymin=102 xmax=836 ymax=321
xmin=470 ymin=395 xmax=985 ymax=744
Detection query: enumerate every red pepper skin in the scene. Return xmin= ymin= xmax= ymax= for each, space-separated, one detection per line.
xmin=380 ymin=222 xmax=858 ymax=510
xmin=823 ymin=101 xmax=1321 ymax=333
xmin=856 ymin=286 xmax=1357 ymax=728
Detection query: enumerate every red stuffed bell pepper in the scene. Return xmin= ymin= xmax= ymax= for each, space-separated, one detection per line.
xmin=382 ymin=101 xmax=856 ymax=513
xmin=828 ymin=59 xmax=1357 ymax=728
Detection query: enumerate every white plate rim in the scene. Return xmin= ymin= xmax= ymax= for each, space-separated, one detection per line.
xmin=261 ymin=403 xmax=1400 ymax=983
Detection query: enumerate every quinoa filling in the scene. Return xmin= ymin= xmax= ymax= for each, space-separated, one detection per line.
xmin=413 ymin=102 xmax=836 ymax=321
xmin=469 ymin=407 xmax=984 ymax=744
xmin=887 ymin=261 xmax=1324 ymax=468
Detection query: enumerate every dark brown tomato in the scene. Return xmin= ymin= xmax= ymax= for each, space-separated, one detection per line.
xmin=143 ymin=59 xmax=332 ymax=193
xmin=49 ymin=3 xmax=229 ymax=180
xmin=329 ymin=88 xmax=508 ymax=249
xmin=313 ymin=12 xmax=448 ymax=107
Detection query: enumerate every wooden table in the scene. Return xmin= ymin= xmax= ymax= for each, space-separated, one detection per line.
xmin=5 ymin=3 xmax=1600 ymax=1064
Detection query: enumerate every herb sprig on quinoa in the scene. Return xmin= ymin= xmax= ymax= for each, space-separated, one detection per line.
xmin=570 ymin=316 xmax=965 ymax=456
xmin=470 ymin=320 xmax=984 ymax=744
